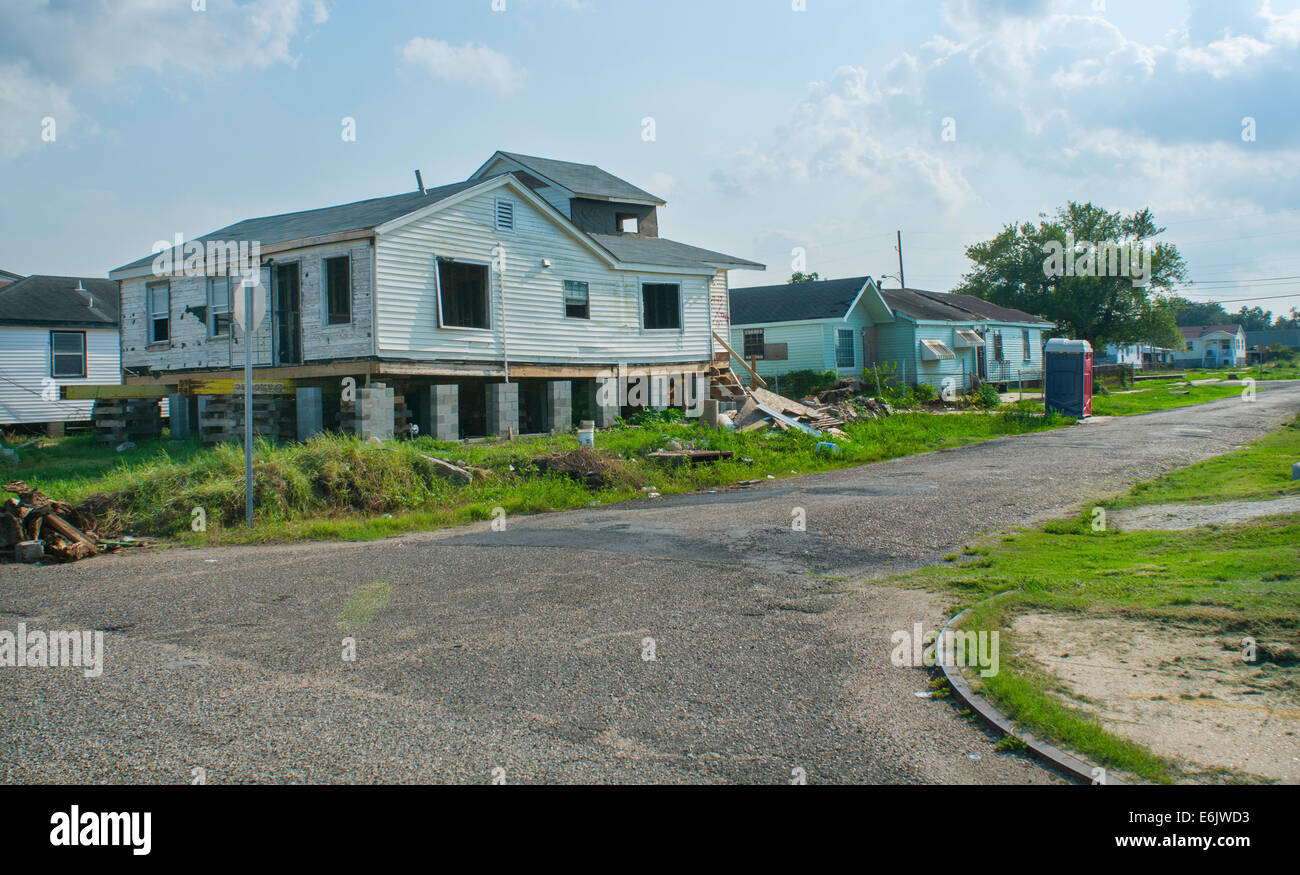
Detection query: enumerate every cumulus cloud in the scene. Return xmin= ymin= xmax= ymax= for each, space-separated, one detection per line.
xmin=400 ymin=38 xmax=527 ymax=94
xmin=0 ymin=0 xmax=328 ymax=160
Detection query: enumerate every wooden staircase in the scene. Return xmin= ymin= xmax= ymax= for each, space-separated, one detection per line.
xmin=707 ymin=351 xmax=748 ymax=403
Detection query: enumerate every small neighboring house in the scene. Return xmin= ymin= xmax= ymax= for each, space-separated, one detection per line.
xmin=1099 ymin=342 xmax=1177 ymax=369
xmin=0 ymin=268 xmax=24 ymax=288
xmin=0 ymin=275 xmax=121 ymax=428
xmin=1177 ymin=324 xmax=1246 ymax=368
xmin=729 ymin=277 xmax=1052 ymax=391
xmin=108 ymin=151 xmax=763 ymax=438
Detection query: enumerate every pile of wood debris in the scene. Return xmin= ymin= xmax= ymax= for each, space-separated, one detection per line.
xmin=721 ymin=378 xmax=894 ymax=438
xmin=1 ymin=481 xmax=107 ymax=564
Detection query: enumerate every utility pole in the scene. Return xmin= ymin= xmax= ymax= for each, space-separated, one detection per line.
xmin=896 ymin=230 xmax=906 ymax=290
xmin=243 ymin=277 xmax=255 ymax=528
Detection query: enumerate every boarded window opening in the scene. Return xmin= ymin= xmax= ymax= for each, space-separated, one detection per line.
xmin=324 ymin=255 xmax=351 ymax=325
xmin=439 ymin=259 xmax=490 ymax=329
xmin=642 ymin=283 xmax=681 ymax=330
xmin=743 ymin=328 xmax=765 ymax=358
xmin=51 ymin=330 xmax=86 ymax=378
xmin=564 ymin=280 xmax=590 ymax=320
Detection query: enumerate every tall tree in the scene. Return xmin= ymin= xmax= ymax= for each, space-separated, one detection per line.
xmin=957 ymin=202 xmax=1187 ymax=350
xmin=1168 ymin=296 xmax=1230 ymax=327
xmin=789 ymin=272 xmax=821 ymax=284
xmin=1233 ymin=305 xmax=1273 ymax=331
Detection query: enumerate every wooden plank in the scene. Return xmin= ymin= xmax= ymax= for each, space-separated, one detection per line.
xmin=712 ymin=331 xmax=767 ymax=388
xmin=62 ymin=385 xmax=169 ymax=400
xmin=180 ymin=378 xmax=298 ymax=396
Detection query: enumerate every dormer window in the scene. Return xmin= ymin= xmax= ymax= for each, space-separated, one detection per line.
xmin=617 ymin=214 xmax=638 ymax=235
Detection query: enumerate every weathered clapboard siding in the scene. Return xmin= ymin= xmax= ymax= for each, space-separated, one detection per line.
xmin=120 ymin=239 xmax=374 ymax=374
xmin=374 ymin=187 xmax=710 ymax=366
xmin=709 ymin=271 xmax=730 ymax=339
xmin=0 ymin=326 xmax=119 ymax=424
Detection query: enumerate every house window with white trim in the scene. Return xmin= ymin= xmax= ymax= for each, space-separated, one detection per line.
xmin=208 ymin=275 xmax=232 ymax=337
xmin=836 ymin=328 xmax=855 ymax=368
xmin=438 ymin=258 xmax=490 ymax=329
xmin=147 ymin=282 xmax=170 ymax=343
xmin=563 ymin=281 xmax=589 ymax=320
xmin=50 ymin=330 xmax=86 ymax=378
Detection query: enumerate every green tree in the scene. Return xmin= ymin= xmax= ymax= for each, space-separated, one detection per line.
xmin=1233 ymin=305 xmax=1273 ymax=331
xmin=1275 ymin=308 xmax=1300 ymax=329
xmin=957 ymin=202 xmax=1187 ymax=350
xmin=1168 ymin=296 xmax=1229 ymax=327
xmin=789 ymin=272 xmax=821 ymax=284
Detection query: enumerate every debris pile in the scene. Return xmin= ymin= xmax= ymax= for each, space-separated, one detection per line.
xmin=2 ymin=480 xmax=99 ymax=563
xmin=720 ymin=378 xmax=894 ymax=437
xmin=533 ymin=448 xmax=630 ymax=489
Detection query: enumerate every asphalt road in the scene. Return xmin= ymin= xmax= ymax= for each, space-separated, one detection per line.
xmin=3 ymin=384 xmax=1298 ymax=784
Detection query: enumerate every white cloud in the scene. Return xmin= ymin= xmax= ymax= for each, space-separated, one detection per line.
xmin=401 ymin=38 xmax=527 ymax=95
xmin=0 ymin=0 xmax=327 ymax=160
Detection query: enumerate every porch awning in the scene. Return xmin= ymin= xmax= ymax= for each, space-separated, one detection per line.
xmin=920 ymin=339 xmax=956 ymax=361
xmin=953 ymin=329 xmax=985 ymax=348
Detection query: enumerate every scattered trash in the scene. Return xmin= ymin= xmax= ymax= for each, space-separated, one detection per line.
xmin=646 ymin=449 xmax=735 ymax=466
xmin=766 ymin=474 xmax=775 ymax=480
xmin=967 ymin=753 xmax=982 ymax=760
xmin=115 ymin=441 xmax=137 ymax=453
xmin=816 ymin=442 xmax=841 ymax=455
xmin=0 ymin=449 xmax=19 ymax=463
xmin=914 ymin=691 xmax=933 ymax=699
xmin=647 ymin=492 xmax=661 ymax=498
xmin=2 ymin=481 xmax=104 ymax=563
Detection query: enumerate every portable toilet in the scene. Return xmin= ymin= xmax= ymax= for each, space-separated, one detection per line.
xmin=1043 ymin=338 xmax=1093 ymax=418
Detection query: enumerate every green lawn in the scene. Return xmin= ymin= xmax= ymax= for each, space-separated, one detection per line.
xmin=0 ymin=409 xmax=1071 ymax=544
xmin=1089 ymin=378 xmax=1247 ymax=416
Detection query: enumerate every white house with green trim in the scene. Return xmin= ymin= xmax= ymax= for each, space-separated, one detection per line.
xmin=729 ymin=276 xmax=1053 ymax=392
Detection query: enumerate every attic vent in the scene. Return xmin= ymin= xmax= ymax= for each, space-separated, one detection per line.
xmin=495 ymin=199 xmax=515 ymax=232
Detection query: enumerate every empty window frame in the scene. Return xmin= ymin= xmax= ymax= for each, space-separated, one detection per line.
xmin=438 ymin=259 xmax=490 ymax=329
xmin=50 ymin=330 xmax=86 ymax=378
xmin=743 ymin=328 xmax=766 ymax=358
xmin=323 ymin=255 xmax=351 ymax=325
xmin=147 ymin=282 xmax=170 ymax=344
xmin=836 ymin=328 xmax=856 ymax=368
xmin=208 ymin=275 xmax=233 ymax=337
xmin=495 ymin=199 xmax=515 ymax=232
xmin=641 ymin=282 xmax=681 ymax=330
xmin=563 ymin=280 xmax=590 ymax=320
xmin=1022 ymin=329 xmax=1032 ymax=361
xmin=617 ymin=214 xmax=639 ymax=234
xmin=992 ymin=331 xmax=1004 ymax=362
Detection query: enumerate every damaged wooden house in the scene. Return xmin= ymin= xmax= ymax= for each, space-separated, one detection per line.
xmin=99 ymin=151 xmax=764 ymax=443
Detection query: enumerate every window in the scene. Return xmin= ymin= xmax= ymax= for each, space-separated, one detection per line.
xmin=323 ymin=255 xmax=351 ymax=325
xmin=1186 ymin=341 xmax=1194 ymax=351
xmin=992 ymin=331 xmax=1004 ymax=362
xmin=743 ymin=328 xmax=766 ymax=358
xmin=208 ymin=275 xmax=232 ymax=337
xmin=147 ymin=282 xmax=170 ymax=343
xmin=642 ymin=283 xmax=681 ymax=330
xmin=495 ymin=199 xmax=515 ymax=231
xmin=563 ymin=280 xmax=590 ymax=320
xmin=50 ymin=331 xmax=85 ymax=378
xmin=438 ymin=259 xmax=490 ymax=329
xmin=617 ymin=214 xmax=639 ymax=234
xmin=1022 ymin=329 xmax=1032 ymax=361
xmin=836 ymin=328 xmax=855 ymax=368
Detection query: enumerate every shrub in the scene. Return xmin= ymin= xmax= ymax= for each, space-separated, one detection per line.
xmin=771 ymin=369 xmax=839 ymax=400
xmin=969 ymin=383 xmax=1002 ymax=409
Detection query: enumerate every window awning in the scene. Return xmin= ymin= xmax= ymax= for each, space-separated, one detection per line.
xmin=953 ymin=329 xmax=985 ymax=348
xmin=920 ymin=339 xmax=956 ymax=360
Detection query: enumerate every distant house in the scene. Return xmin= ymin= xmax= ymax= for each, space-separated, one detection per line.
xmin=1177 ymin=324 xmax=1246 ymax=368
xmin=1099 ymin=342 xmax=1177 ymax=369
xmin=1247 ymin=328 xmax=1300 ymax=351
xmin=729 ymin=276 xmax=1052 ymax=392
xmin=0 ymin=268 xmax=23 ymax=288
xmin=0 ymin=275 xmax=121 ymax=428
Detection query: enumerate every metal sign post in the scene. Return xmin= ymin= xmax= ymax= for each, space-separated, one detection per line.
xmin=233 ymin=271 xmax=268 ymax=528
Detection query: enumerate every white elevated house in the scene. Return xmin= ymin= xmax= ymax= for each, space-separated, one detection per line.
xmin=0 ymin=275 xmax=121 ymax=430
xmin=1177 ymin=324 xmax=1247 ymax=368
xmin=108 ymin=152 xmax=763 ymax=439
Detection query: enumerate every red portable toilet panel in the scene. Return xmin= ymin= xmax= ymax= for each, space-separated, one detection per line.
xmin=1083 ymin=348 xmax=1093 ymax=416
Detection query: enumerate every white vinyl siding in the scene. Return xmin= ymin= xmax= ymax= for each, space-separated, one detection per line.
xmin=50 ymin=330 xmax=86 ymax=378
xmin=495 ymin=198 xmax=515 ymax=231
xmin=0 ymin=327 xmax=120 ymax=425
xmin=563 ymin=280 xmax=590 ymax=320
xmin=373 ymin=185 xmax=711 ymax=365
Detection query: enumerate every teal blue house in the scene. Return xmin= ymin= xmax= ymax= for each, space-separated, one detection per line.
xmin=730 ymin=276 xmax=1053 ymax=392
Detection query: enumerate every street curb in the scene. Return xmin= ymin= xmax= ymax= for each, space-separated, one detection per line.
xmin=937 ymin=596 xmax=1126 ymax=786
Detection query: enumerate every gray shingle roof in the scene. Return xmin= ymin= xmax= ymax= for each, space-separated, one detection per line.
xmin=885 ymin=288 xmax=1052 ymax=325
xmin=496 ymin=152 xmax=666 ymax=204
xmin=589 ymin=234 xmax=763 ymax=270
xmin=730 ymin=276 xmax=873 ymax=325
xmin=0 ymin=275 xmax=119 ymax=326
xmin=1180 ymin=324 xmax=1243 ymax=338
xmin=0 ymin=268 xmax=24 ymax=283
xmin=113 ymin=179 xmax=487 ymax=273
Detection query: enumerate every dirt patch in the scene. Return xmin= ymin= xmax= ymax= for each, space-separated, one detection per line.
xmin=1012 ymin=612 xmax=1300 ymax=782
xmin=1111 ymin=496 xmax=1300 ymax=530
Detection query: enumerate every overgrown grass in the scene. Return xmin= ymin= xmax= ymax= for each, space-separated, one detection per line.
xmin=1109 ymin=414 xmax=1300 ymax=508
xmin=0 ymin=409 xmax=1072 ymax=544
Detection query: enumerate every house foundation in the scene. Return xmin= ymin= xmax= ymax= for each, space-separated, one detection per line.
xmin=485 ymin=382 xmax=519 ymax=437
xmin=545 ymin=380 xmax=573 ymax=433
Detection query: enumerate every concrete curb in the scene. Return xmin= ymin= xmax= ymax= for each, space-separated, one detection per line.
xmin=937 ymin=595 xmax=1126 ymax=786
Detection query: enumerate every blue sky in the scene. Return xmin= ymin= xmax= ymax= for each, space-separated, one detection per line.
xmin=2 ymin=0 xmax=1298 ymax=318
